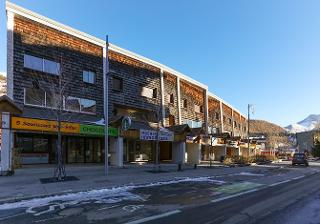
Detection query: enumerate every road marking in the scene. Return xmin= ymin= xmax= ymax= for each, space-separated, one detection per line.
xmin=211 ymin=189 xmax=258 ymax=203
xmin=291 ymin=175 xmax=305 ymax=180
xmin=97 ymin=205 xmax=120 ymax=211
xmin=269 ymin=179 xmax=291 ymax=187
xmin=124 ymin=210 xmax=181 ymax=224
xmin=34 ymin=216 xmax=64 ymax=223
xmin=0 ymin=212 xmax=25 ymax=221
xmin=123 ymin=205 xmax=144 ymax=213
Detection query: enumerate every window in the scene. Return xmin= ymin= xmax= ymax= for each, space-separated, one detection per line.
xmin=239 ymin=124 xmax=241 ymax=129
xmin=65 ymin=96 xmax=81 ymax=112
xmin=25 ymin=88 xmax=45 ymax=106
xmin=194 ymin=105 xmax=200 ymax=113
xmin=168 ymin=93 xmax=174 ymax=104
xmin=228 ymin=118 xmax=232 ymax=125
xmin=83 ymin=70 xmax=95 ymax=84
xmin=223 ymin=116 xmax=226 ymax=122
xmin=141 ymin=87 xmax=153 ymax=98
xmin=80 ymin=98 xmax=96 ymax=114
xmin=200 ymin=106 xmax=204 ymax=113
xmin=215 ymin=112 xmax=220 ymax=120
xmin=65 ymin=97 xmax=96 ymax=114
xmin=24 ymin=54 xmax=60 ymax=75
xmin=112 ymin=76 xmax=123 ymax=91
xmin=152 ymin=88 xmax=157 ymax=98
xmin=24 ymin=55 xmax=43 ymax=72
xmin=43 ymin=59 xmax=60 ymax=75
xmin=182 ymin=99 xmax=188 ymax=108
xmin=169 ymin=115 xmax=175 ymax=126
xmin=234 ymin=121 xmax=237 ymax=128
xmin=46 ymin=92 xmax=61 ymax=108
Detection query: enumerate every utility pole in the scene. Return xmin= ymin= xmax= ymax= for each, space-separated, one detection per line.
xmin=104 ymin=35 xmax=109 ymax=176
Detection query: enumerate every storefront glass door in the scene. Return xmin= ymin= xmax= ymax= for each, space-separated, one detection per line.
xmin=85 ymin=138 xmax=102 ymax=163
xmin=67 ymin=137 xmax=85 ymax=163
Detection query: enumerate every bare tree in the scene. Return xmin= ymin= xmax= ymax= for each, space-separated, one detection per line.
xmin=314 ymin=121 xmax=320 ymax=131
xmin=27 ymin=55 xmax=75 ymax=180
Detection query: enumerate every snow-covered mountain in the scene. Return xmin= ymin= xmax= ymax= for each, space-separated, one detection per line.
xmin=285 ymin=114 xmax=320 ymax=133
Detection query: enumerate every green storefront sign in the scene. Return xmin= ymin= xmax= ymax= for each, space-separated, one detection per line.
xmin=80 ymin=124 xmax=118 ymax=137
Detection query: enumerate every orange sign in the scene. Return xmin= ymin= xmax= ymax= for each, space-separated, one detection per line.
xmin=11 ymin=117 xmax=80 ymax=133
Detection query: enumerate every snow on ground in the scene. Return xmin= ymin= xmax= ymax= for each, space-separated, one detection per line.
xmin=235 ymin=172 xmax=264 ymax=176
xmin=0 ymin=177 xmax=225 ymax=210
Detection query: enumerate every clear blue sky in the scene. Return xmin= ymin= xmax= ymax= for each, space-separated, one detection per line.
xmin=1 ymin=0 xmax=320 ymax=126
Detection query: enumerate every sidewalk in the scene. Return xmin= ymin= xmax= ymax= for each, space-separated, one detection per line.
xmin=0 ymin=163 xmax=262 ymax=203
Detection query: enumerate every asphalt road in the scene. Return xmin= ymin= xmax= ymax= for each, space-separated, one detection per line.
xmin=150 ymin=171 xmax=320 ymax=224
xmin=0 ymin=164 xmax=319 ymax=224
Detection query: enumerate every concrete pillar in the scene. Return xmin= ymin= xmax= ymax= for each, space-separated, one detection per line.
xmin=7 ymin=10 xmax=14 ymax=99
xmin=160 ymin=70 xmax=165 ymax=127
xmin=172 ymin=141 xmax=186 ymax=164
xmin=231 ymin=109 xmax=234 ymax=137
xmin=1 ymin=112 xmax=13 ymax=173
xmin=186 ymin=143 xmax=201 ymax=164
xmin=220 ymin=101 xmax=224 ymax=133
xmin=177 ymin=77 xmax=182 ymax=125
xmin=204 ymin=89 xmax=209 ymax=135
xmin=109 ymin=137 xmax=123 ymax=167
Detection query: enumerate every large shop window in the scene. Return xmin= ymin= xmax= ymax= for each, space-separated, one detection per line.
xmin=46 ymin=92 xmax=61 ymax=108
xmin=24 ymin=54 xmax=60 ymax=75
xmin=16 ymin=136 xmax=49 ymax=153
xmin=65 ymin=96 xmax=96 ymax=114
xmin=25 ymin=88 xmax=45 ymax=106
xmin=80 ymin=98 xmax=96 ymax=114
xmin=65 ymin=96 xmax=81 ymax=112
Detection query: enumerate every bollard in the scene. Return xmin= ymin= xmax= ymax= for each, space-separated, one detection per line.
xmin=194 ymin=164 xmax=197 ymax=169
xmin=178 ymin=163 xmax=182 ymax=171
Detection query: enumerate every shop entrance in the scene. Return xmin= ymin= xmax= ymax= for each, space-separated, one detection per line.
xmin=124 ymin=139 xmax=155 ymax=163
xmin=66 ymin=137 xmax=102 ymax=163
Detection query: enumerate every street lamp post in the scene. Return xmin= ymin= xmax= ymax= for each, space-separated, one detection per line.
xmin=104 ymin=35 xmax=109 ymax=176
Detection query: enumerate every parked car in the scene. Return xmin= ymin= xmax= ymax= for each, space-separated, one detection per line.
xmin=292 ymin=153 xmax=309 ymax=166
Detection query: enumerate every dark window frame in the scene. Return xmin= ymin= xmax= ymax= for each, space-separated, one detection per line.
xmin=112 ymin=76 xmax=124 ymax=92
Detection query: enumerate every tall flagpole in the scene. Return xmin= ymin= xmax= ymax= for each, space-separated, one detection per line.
xmin=104 ymin=35 xmax=109 ymax=176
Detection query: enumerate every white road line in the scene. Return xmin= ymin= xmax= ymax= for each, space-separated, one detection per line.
xmin=291 ymin=175 xmax=305 ymax=180
xmin=0 ymin=212 xmax=25 ymax=221
xmin=34 ymin=216 xmax=63 ymax=223
xmin=269 ymin=179 xmax=291 ymax=187
xmin=97 ymin=205 xmax=119 ymax=211
xmin=124 ymin=210 xmax=181 ymax=224
xmin=211 ymin=189 xmax=258 ymax=203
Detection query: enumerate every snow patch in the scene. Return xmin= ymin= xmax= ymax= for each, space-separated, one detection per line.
xmin=0 ymin=176 xmax=225 ymax=210
xmin=236 ymin=172 xmax=264 ymax=177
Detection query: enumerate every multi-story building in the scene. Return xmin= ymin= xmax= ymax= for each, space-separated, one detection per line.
xmin=1 ymin=2 xmax=247 ymax=172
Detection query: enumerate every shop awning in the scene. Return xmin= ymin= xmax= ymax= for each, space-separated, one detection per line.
xmin=167 ymin=124 xmax=191 ymax=134
xmin=0 ymin=95 xmax=22 ymax=114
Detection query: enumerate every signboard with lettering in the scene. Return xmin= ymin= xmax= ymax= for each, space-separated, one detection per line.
xmin=11 ymin=117 xmax=118 ymax=137
xmin=140 ymin=129 xmax=174 ymax=141
xmin=11 ymin=117 xmax=80 ymax=133
xmin=140 ymin=129 xmax=158 ymax=141
xmin=80 ymin=124 xmax=118 ymax=137
xmin=159 ymin=130 xmax=174 ymax=142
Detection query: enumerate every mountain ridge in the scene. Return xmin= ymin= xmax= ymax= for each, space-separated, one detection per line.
xmin=285 ymin=114 xmax=320 ymax=133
